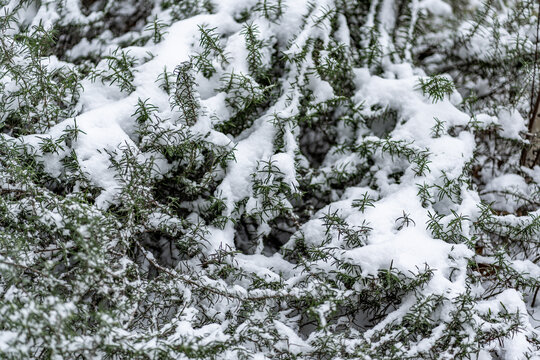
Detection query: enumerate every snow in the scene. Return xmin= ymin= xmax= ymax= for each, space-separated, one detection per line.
xmin=2 ymin=0 xmax=539 ymax=358
xmin=497 ymin=109 xmax=527 ymax=140
xmin=476 ymin=290 xmax=534 ymax=360
xmin=482 ymin=174 xmax=530 ymax=213
xmin=273 ymin=320 xmax=312 ymax=354
xmin=419 ymin=0 xmax=453 ymax=16
xmin=346 ymin=231 xmax=472 ymax=276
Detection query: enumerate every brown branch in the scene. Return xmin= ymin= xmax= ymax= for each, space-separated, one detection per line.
xmin=521 ymin=0 xmax=540 ymax=168
xmin=521 ymin=91 xmax=540 ymax=168
xmin=0 ymin=259 xmax=46 ymax=277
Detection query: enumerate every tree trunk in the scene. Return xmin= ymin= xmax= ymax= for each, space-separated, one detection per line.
xmin=521 ymin=91 xmax=540 ymax=168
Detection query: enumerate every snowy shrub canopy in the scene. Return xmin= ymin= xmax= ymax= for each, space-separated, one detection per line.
xmin=0 ymin=0 xmax=539 ymax=358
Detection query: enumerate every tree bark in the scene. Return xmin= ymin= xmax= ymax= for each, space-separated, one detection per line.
xmin=521 ymin=91 xmax=540 ymax=168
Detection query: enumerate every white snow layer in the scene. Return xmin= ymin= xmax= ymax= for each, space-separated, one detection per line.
xmin=6 ymin=0 xmax=537 ymax=357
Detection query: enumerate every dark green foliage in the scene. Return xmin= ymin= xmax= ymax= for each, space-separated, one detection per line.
xmin=173 ymin=61 xmax=200 ymax=126
xmin=90 ymin=48 xmax=138 ymax=93
xmin=193 ymin=24 xmax=229 ymax=78
xmin=416 ymin=74 xmax=456 ymax=103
